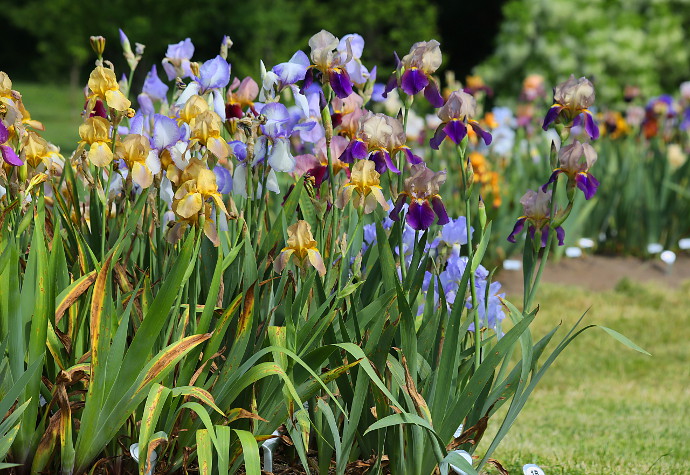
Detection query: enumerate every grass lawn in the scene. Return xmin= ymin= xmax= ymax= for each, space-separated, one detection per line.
xmin=479 ymin=279 xmax=690 ymax=474
xmin=14 ymin=81 xmax=83 ymax=154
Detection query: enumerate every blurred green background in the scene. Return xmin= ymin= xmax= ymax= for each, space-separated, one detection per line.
xmin=3 ymin=0 xmax=690 ymax=105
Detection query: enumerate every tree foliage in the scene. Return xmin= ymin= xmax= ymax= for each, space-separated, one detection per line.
xmin=0 ymin=0 xmax=438 ymax=82
xmin=475 ymin=0 xmax=690 ymax=104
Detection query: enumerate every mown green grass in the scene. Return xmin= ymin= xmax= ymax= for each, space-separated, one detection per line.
xmin=14 ymin=81 xmax=83 ymax=154
xmin=480 ymin=279 xmax=690 ymax=474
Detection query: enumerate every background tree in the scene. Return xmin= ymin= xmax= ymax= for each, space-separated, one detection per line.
xmin=475 ymin=0 xmax=690 ymax=105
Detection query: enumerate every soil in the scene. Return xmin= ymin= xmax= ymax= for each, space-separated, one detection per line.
xmin=496 ymin=253 xmax=690 ymax=296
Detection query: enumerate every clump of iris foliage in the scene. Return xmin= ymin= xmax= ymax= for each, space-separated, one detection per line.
xmin=0 ymin=31 xmax=647 ymax=474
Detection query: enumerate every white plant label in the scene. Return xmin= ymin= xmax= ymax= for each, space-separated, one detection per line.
xmin=523 ymin=463 xmax=545 ymax=475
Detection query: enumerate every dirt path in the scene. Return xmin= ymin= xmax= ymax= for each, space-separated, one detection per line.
xmin=496 ymin=254 xmax=690 ymax=295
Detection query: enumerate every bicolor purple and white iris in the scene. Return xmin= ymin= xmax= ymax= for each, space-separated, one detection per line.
xmin=339 ymin=113 xmax=422 ymax=174
xmin=542 ymin=75 xmax=599 ymax=140
xmin=542 ymin=140 xmax=599 ymax=200
xmin=304 ymin=30 xmax=355 ymax=99
xmin=390 ymin=163 xmax=449 ymax=231
xmin=507 ymin=188 xmax=565 ymax=247
xmin=261 ymin=50 xmax=310 ymax=102
xmin=430 ymin=90 xmax=492 ymax=149
xmin=384 ymin=40 xmax=444 ymax=107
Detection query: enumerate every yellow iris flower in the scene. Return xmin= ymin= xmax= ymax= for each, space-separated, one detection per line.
xmin=274 ymin=220 xmax=326 ymax=277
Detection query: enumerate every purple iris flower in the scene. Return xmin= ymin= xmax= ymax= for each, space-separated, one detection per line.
xmin=541 ymin=140 xmax=599 ymax=200
xmin=214 ymin=165 xmax=233 ymax=193
xmin=307 ymin=30 xmax=355 ymax=99
xmin=162 ymin=38 xmax=195 ymax=81
xmin=256 ymin=102 xmax=315 ymax=172
xmin=440 ymin=216 xmax=471 ymax=250
xmin=469 ymin=280 xmax=506 ymax=335
xmin=272 ymin=51 xmax=310 ymax=88
xmin=138 ymin=65 xmax=169 ymax=115
xmin=151 ymin=114 xmax=183 ymax=151
xmin=542 ymin=75 xmax=599 ymax=140
xmin=507 ymin=188 xmax=565 ymax=247
xmin=229 ymin=140 xmax=247 ymax=161
xmin=390 ymin=164 xmax=449 ymax=231
xmin=430 ymin=91 xmax=492 ymax=150
xmin=384 ymin=40 xmax=444 ymax=107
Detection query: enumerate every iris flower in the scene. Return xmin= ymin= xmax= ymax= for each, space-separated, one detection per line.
xmin=430 ymin=91 xmax=492 ymax=149
xmin=0 ymin=121 xmax=21 ymax=166
xmin=20 ymin=130 xmax=52 ymax=168
xmin=274 ymin=220 xmax=326 ymax=277
xmin=225 ymin=77 xmax=259 ymax=119
xmin=175 ymin=55 xmax=231 ymax=121
xmin=162 ymin=38 xmax=195 ymax=81
xmin=507 ymin=188 xmax=565 ymax=247
xmin=335 ymin=159 xmax=389 ymax=213
xmin=137 ymin=65 xmax=169 ymax=116
xmin=87 ymin=65 xmax=131 ymax=112
xmin=173 ymin=168 xmax=229 ymax=219
xmin=390 ymin=163 xmax=450 ymax=231
xmin=256 ymin=102 xmax=315 ymax=172
xmin=78 ymin=116 xmax=113 ymax=167
xmin=339 ymin=112 xmax=422 ymax=174
xmin=261 ymin=51 xmax=310 ymax=101
xmin=115 ymin=134 xmax=161 ymax=188
xmin=542 ymin=75 xmax=599 ymax=140
xmin=188 ymin=110 xmax=230 ymax=160
xmin=542 ymin=140 xmax=599 ymax=200
xmin=384 ymin=40 xmax=444 ymax=107
xmin=304 ymin=30 xmax=355 ymax=99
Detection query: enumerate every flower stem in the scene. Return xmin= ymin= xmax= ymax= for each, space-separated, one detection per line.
xmin=458 ymin=144 xmax=481 ymax=368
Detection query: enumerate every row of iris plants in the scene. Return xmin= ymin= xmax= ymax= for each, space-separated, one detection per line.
xmin=423 ymin=74 xmax=690 ymax=262
xmin=0 ymin=31 xmax=646 ymax=474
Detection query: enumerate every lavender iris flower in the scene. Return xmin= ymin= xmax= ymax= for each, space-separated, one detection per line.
xmin=162 ymin=38 xmax=195 ymax=81
xmin=138 ymin=65 xmax=169 ymax=116
xmin=176 ymin=56 xmax=231 ymax=120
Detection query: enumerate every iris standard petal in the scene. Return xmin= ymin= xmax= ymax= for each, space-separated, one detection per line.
xmin=199 ymin=55 xmax=231 ymax=91
xmin=152 ymin=114 xmax=183 ymax=151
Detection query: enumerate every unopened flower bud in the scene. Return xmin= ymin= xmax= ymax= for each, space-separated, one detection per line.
xmin=220 ymin=36 xmax=233 ymax=60
xmin=190 ymin=62 xmax=200 ymax=78
xmin=478 ymin=196 xmax=487 ymax=230
xmin=18 ymin=163 xmax=28 ymax=181
xmin=90 ymin=36 xmax=106 ymax=57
